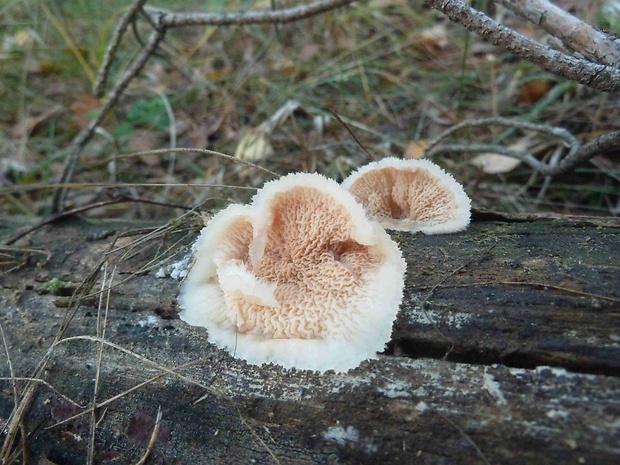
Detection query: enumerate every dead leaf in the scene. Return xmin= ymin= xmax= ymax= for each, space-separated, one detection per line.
xmin=404 ymin=139 xmax=430 ymax=159
xmin=470 ymin=153 xmax=522 ymax=174
xmin=126 ymin=411 xmax=171 ymax=447
xmin=412 ymin=24 xmax=450 ymax=53
xmin=470 ymin=139 xmax=531 ymax=174
xmin=234 ymin=100 xmax=299 ymax=163
xmin=234 ymin=128 xmax=274 ymax=162
xmin=516 ymin=79 xmax=554 ymax=105
xmin=71 ymin=93 xmax=102 ymax=129
xmin=9 ymin=105 xmax=63 ymax=138
xmin=129 ymin=130 xmax=161 ymax=166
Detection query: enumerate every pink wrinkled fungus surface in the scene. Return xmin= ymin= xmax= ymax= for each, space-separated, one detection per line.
xmin=342 ymin=157 xmax=471 ymax=234
xmin=179 ymin=173 xmax=406 ymax=372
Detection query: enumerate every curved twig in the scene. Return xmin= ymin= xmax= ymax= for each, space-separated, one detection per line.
xmin=53 ymin=0 xmax=356 ymax=214
xmin=425 ymin=117 xmax=620 ymax=176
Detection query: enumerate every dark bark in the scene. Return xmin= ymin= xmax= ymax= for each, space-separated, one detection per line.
xmin=0 ymin=214 xmax=618 ymax=464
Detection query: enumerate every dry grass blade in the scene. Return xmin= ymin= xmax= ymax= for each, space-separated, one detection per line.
xmin=48 ymin=335 xmax=280 ymax=462
xmin=329 ymin=109 xmax=377 ymax=161
xmin=52 ymin=336 xmax=221 ymax=399
xmin=0 ymin=252 xmax=113 ymax=460
xmin=45 ymin=357 xmax=215 ymax=431
xmin=87 ymin=264 xmax=114 ymax=465
xmin=438 ymin=412 xmax=492 ymax=465
xmin=0 ymin=377 xmax=84 ymax=408
xmin=114 ymin=147 xmax=282 ymax=178
xmin=0 ymin=322 xmax=21 ymax=445
xmin=133 ymin=406 xmax=163 ymax=465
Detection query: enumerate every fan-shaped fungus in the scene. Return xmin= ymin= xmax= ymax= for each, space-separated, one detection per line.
xmin=179 ymin=173 xmax=406 ymax=372
xmin=342 ymin=157 xmax=471 ymax=234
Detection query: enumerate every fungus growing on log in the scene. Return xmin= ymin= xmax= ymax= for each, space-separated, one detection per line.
xmin=179 ymin=173 xmax=406 ymax=372
xmin=342 ymin=157 xmax=471 ymax=234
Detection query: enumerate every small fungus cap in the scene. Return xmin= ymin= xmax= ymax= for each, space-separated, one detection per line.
xmin=341 ymin=157 xmax=471 ymax=234
xmin=179 ymin=173 xmax=406 ymax=372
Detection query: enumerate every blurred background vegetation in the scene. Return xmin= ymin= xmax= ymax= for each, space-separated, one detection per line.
xmin=1 ymin=0 xmax=619 ymax=219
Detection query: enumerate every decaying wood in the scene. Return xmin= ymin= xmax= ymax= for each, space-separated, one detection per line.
xmin=0 ymin=214 xmax=618 ymax=464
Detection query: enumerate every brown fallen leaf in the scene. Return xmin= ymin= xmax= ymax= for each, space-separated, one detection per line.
xmin=71 ymin=93 xmax=103 ymax=129
xmin=129 ymin=130 xmax=162 ymax=166
xmin=516 ymin=79 xmax=554 ymax=105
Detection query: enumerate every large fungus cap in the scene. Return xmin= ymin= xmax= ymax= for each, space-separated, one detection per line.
xmin=179 ymin=173 xmax=406 ymax=372
xmin=341 ymin=157 xmax=471 ymax=234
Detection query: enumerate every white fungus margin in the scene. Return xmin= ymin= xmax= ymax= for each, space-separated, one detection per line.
xmin=341 ymin=157 xmax=471 ymax=234
xmin=179 ymin=172 xmax=406 ymax=373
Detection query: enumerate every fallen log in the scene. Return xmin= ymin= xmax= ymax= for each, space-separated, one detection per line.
xmin=0 ymin=214 xmax=618 ymax=464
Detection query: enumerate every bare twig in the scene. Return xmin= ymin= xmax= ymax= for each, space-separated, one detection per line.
xmin=53 ymin=0 xmax=355 ymax=214
xmin=556 ymin=130 xmax=620 ymax=174
xmin=94 ymin=0 xmax=149 ymax=96
xmin=146 ymin=0 xmax=355 ymax=27
xmin=425 ymin=117 xmax=619 ymax=176
xmin=0 ymin=377 xmax=85 ymax=407
xmin=495 ymin=0 xmax=620 ymax=67
xmin=424 ymin=0 xmax=620 ymax=93
xmin=53 ymin=27 xmax=168 ymax=213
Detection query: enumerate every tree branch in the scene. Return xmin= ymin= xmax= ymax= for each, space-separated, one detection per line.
xmin=93 ymin=0 xmax=149 ymax=97
xmin=495 ymin=0 xmax=620 ymax=67
xmin=424 ymin=0 xmax=620 ymax=93
xmin=52 ymin=0 xmax=357 ymax=213
xmin=145 ymin=0 xmax=356 ymax=28
xmin=52 ymin=27 xmax=168 ymax=213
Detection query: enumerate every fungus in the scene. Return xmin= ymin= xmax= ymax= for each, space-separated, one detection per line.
xmin=179 ymin=173 xmax=406 ymax=372
xmin=341 ymin=157 xmax=471 ymax=234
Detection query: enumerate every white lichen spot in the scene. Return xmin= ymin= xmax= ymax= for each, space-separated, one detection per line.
xmin=406 ymin=307 xmax=471 ymax=329
xmin=378 ymin=378 xmax=411 ymax=398
xmin=329 ymin=373 xmax=375 ymax=394
xmin=545 ymin=409 xmax=569 ymax=420
xmin=138 ymin=315 xmax=160 ymax=328
xmin=415 ymin=401 xmax=429 ymax=412
xmin=482 ymin=371 xmax=507 ymax=406
xmin=323 ymin=425 xmax=359 ymax=445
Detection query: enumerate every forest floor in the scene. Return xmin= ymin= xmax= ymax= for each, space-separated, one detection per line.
xmin=1 ymin=0 xmax=619 ymax=221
